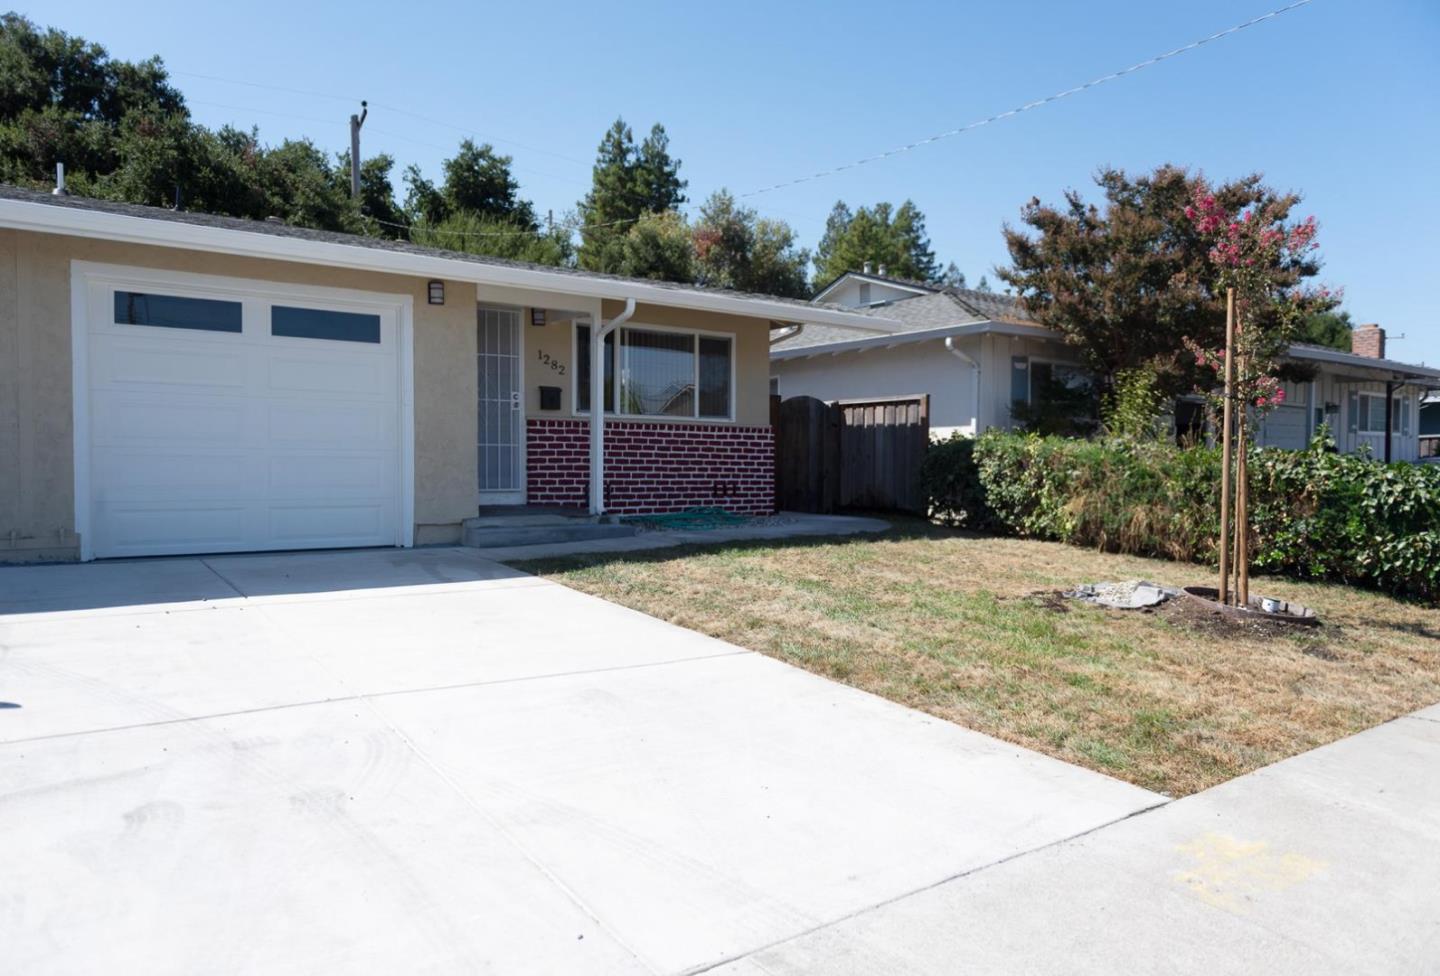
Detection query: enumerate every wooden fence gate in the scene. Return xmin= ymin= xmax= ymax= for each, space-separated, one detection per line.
xmin=775 ymin=394 xmax=929 ymax=514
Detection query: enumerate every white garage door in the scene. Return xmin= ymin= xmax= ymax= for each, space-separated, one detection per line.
xmin=76 ymin=265 xmax=411 ymax=559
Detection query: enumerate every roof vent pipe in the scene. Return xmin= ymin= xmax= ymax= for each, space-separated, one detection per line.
xmin=862 ymin=261 xmax=873 ymax=274
xmin=878 ymin=264 xmax=887 ymax=276
xmin=53 ymin=162 xmax=69 ymax=196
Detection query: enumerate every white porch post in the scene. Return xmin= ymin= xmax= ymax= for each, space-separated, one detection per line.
xmin=589 ymin=297 xmax=635 ymax=515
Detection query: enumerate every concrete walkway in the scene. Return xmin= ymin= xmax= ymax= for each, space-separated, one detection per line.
xmin=711 ymin=705 xmax=1440 ymax=975
xmin=466 ymin=512 xmax=890 ymax=562
xmin=1 ymin=547 xmax=1158 ymax=975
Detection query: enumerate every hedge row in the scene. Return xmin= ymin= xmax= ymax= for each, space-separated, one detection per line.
xmin=919 ymin=431 xmax=1440 ymax=602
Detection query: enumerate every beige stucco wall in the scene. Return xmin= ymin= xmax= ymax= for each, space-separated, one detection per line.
xmin=0 ymin=230 xmax=478 ymax=559
xmin=516 ymin=299 xmax=773 ymax=426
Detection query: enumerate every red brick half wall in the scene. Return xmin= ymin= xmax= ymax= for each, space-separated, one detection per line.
xmin=527 ymin=419 xmax=775 ymax=515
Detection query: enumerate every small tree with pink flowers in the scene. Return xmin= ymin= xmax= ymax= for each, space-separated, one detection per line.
xmin=1184 ymin=184 xmax=1336 ymax=606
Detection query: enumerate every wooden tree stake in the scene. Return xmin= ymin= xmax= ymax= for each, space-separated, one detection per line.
xmin=1218 ymin=289 xmax=1236 ymax=605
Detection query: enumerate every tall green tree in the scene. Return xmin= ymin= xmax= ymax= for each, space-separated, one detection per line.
xmin=1295 ymin=308 xmax=1353 ymax=351
xmin=999 ymin=164 xmax=1337 ymax=401
xmin=938 ymin=262 xmax=967 ymax=289
xmin=812 ymin=199 xmax=939 ymax=287
xmin=577 ymin=117 xmax=686 ymax=272
xmin=403 ymin=139 xmax=535 ymax=228
xmin=692 ymin=189 xmax=810 ymax=297
xmin=607 ymin=210 xmax=694 ymax=282
xmin=0 ymin=14 xmax=405 ymax=235
xmin=408 ymin=210 xmax=574 ymax=267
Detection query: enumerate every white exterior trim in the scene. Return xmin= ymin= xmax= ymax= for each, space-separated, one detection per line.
xmin=812 ymin=272 xmax=934 ymax=304
xmin=3 ymin=198 xmax=897 ymax=333
xmin=69 ymin=260 xmax=415 ymax=559
xmin=70 ymin=262 xmax=93 ymax=561
xmin=771 ymin=319 xmax=1058 ymax=361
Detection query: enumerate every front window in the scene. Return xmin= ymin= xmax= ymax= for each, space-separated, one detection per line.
xmin=1357 ymin=392 xmax=1399 ymax=434
xmin=577 ymin=324 xmax=733 ymax=420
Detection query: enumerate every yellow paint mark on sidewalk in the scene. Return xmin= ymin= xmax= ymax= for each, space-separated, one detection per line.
xmin=1173 ymin=832 xmax=1326 ymax=911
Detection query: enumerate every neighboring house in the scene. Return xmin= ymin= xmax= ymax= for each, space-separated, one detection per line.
xmin=0 ymin=186 xmax=893 ymax=563
xmin=773 ymin=270 xmax=1440 ymax=460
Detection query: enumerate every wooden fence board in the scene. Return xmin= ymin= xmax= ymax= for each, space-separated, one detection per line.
xmin=775 ymin=394 xmax=929 ymax=514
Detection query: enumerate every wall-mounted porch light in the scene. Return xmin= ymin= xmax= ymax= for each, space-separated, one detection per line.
xmin=531 ymin=308 xmax=547 ymax=327
xmin=427 ymin=280 xmax=445 ymax=305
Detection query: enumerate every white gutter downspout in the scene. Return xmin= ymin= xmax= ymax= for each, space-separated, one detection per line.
xmin=945 ymin=336 xmax=981 ymax=435
xmin=770 ymin=322 xmax=804 ymax=345
xmin=589 ymin=297 xmax=635 ymax=515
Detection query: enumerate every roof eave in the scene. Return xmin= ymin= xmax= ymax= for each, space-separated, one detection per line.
xmin=0 ymin=197 xmax=898 ymax=333
xmin=771 ymin=319 xmax=1058 ymax=360
xmin=1286 ymin=343 xmax=1440 ymax=381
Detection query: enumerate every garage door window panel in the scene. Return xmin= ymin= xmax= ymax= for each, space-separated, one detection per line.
xmin=271 ymin=306 xmax=382 ymax=344
xmin=114 ymin=291 xmax=242 ymax=333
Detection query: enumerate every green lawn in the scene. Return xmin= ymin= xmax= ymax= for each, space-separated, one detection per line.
xmin=515 ymin=520 xmax=1440 ymax=797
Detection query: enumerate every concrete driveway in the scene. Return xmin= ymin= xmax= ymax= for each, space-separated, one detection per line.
xmin=1 ymin=547 xmax=1161 ymax=975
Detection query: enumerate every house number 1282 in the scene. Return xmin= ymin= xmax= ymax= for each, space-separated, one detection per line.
xmin=536 ymin=350 xmax=566 ymax=376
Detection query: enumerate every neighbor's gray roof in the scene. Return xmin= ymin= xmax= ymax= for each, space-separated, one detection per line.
xmin=0 ymin=184 xmax=856 ymax=318
xmin=774 ymin=287 xmax=1035 ymax=352
xmin=1287 ymin=342 xmax=1440 ymax=381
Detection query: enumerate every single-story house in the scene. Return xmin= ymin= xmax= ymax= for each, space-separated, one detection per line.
xmin=0 ymin=186 xmax=894 ymax=563
xmin=773 ymin=269 xmax=1440 ymax=461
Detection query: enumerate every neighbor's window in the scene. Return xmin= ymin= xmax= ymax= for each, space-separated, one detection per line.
xmin=271 ymin=306 xmax=381 ymax=344
xmin=114 ymin=291 xmax=242 ymax=333
xmin=1357 ymin=392 xmax=1398 ymax=434
xmin=576 ymin=325 xmax=732 ymax=419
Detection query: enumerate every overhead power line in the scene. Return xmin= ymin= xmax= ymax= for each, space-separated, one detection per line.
xmin=738 ymin=0 xmax=1317 ymax=198
xmin=180 ymin=1 xmax=1314 ymax=242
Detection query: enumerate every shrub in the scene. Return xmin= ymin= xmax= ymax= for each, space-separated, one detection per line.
xmin=919 ymin=434 xmax=995 ymax=529
xmin=922 ymin=430 xmax=1440 ymax=602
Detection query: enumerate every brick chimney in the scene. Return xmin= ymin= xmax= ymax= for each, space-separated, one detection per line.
xmin=1352 ymin=323 xmax=1385 ymax=359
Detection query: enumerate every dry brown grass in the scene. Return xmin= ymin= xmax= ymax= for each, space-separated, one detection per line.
xmin=515 ymin=520 xmax=1440 ymax=797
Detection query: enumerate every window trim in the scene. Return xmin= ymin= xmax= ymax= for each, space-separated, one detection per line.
xmin=572 ymin=320 xmax=737 ymax=422
xmin=1357 ymin=391 xmax=1401 ymax=435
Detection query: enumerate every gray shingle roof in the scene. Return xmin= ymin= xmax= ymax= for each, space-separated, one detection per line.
xmin=0 ymin=184 xmax=849 ymax=316
xmin=774 ymin=287 xmax=1034 ymax=352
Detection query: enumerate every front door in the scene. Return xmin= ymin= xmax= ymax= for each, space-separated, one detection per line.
xmin=477 ymin=306 xmax=525 ymax=504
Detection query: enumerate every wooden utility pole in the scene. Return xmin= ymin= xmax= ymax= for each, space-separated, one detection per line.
xmin=349 ymin=101 xmax=368 ymax=199
xmin=1218 ymin=288 xmax=1236 ymax=604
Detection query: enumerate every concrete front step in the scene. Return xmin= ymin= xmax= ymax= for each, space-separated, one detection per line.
xmin=461 ymin=515 xmax=638 ymax=549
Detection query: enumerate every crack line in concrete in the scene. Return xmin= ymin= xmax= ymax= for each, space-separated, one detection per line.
xmin=681 ymin=797 xmax=1172 ymax=976
xmin=0 ymin=649 xmax=753 ymax=748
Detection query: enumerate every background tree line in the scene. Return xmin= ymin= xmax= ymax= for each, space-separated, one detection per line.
xmin=0 ymin=13 xmax=950 ymax=300
xmin=3 ymin=11 xmax=1354 ymax=385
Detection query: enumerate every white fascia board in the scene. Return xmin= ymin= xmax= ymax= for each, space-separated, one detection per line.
xmin=1287 ymin=343 xmax=1440 ymax=380
xmin=811 ymin=272 xmax=932 ymax=304
xmin=0 ymin=198 xmax=898 ymax=333
xmin=771 ymin=319 xmax=1059 ymax=361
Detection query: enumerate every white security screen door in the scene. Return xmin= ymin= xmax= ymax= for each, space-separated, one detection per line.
xmin=477 ymin=306 xmax=525 ymax=502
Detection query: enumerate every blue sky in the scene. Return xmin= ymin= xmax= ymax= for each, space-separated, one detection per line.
xmin=34 ymin=0 xmax=1440 ymax=365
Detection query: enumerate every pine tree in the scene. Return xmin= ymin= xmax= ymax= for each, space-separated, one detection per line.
xmin=812 ymin=199 xmax=939 ymax=287
xmin=577 ymin=118 xmax=686 ymax=272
